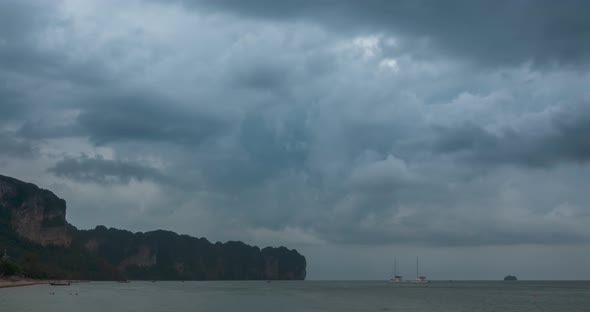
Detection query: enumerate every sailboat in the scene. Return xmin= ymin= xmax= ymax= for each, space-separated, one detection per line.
xmin=414 ymin=256 xmax=429 ymax=283
xmin=389 ymin=258 xmax=403 ymax=282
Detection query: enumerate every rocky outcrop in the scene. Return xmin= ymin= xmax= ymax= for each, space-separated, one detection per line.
xmin=261 ymin=247 xmax=306 ymax=280
xmin=75 ymin=226 xmax=307 ymax=280
xmin=117 ymin=245 xmax=157 ymax=271
xmin=0 ymin=174 xmax=307 ymax=280
xmin=504 ymin=275 xmax=518 ymax=281
xmin=0 ymin=175 xmax=71 ymax=247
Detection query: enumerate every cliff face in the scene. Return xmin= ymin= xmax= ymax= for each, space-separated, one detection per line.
xmin=0 ymin=175 xmax=71 ymax=247
xmin=0 ymin=174 xmax=306 ymax=280
xmin=74 ymin=226 xmax=307 ymax=280
xmin=261 ymin=247 xmax=307 ymax=280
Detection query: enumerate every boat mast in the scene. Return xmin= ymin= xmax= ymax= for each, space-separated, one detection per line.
xmin=416 ymin=256 xmax=419 ymax=279
xmin=394 ymin=258 xmax=397 ymax=276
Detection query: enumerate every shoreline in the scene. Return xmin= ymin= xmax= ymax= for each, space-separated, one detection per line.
xmin=0 ymin=279 xmax=49 ymax=289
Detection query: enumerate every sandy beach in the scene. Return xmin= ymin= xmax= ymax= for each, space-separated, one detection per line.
xmin=0 ymin=279 xmax=49 ymax=289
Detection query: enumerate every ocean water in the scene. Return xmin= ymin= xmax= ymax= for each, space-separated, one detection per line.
xmin=1 ymin=281 xmax=589 ymax=312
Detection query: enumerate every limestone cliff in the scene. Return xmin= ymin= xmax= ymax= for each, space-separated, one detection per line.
xmin=0 ymin=174 xmax=306 ymax=280
xmin=0 ymin=175 xmax=71 ymax=247
xmin=75 ymin=227 xmax=307 ymax=280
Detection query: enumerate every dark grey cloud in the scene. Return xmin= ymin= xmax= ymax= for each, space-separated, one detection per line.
xmin=17 ymin=91 xmax=230 ymax=146
xmin=0 ymin=0 xmax=50 ymax=122
xmin=48 ymin=155 xmax=168 ymax=185
xmin=321 ymin=216 xmax=590 ymax=246
xmin=0 ymin=1 xmax=107 ymax=85
xmin=0 ymin=83 xmax=30 ymax=122
xmin=77 ymin=92 xmax=229 ymax=145
xmin=0 ymin=1 xmax=54 ymax=49
xmin=231 ymin=60 xmax=291 ymax=91
xmin=0 ymin=132 xmax=35 ymax=158
xmin=173 ymin=107 xmax=312 ymax=196
xmin=239 ymin=111 xmax=309 ymax=171
xmin=434 ymin=104 xmax=590 ymax=167
xmin=0 ymin=2 xmax=225 ymax=147
xmin=166 ymin=0 xmax=590 ymax=67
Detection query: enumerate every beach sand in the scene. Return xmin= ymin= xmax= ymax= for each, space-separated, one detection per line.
xmin=0 ymin=278 xmax=48 ymax=288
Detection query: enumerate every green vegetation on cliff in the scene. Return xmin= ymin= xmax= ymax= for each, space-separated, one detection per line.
xmin=73 ymin=226 xmax=306 ymax=280
xmin=0 ymin=174 xmax=306 ymax=280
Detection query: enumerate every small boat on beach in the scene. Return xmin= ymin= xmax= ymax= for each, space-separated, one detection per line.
xmin=50 ymin=281 xmax=71 ymax=286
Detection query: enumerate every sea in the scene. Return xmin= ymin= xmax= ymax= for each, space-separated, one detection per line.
xmin=1 ymin=281 xmax=589 ymax=312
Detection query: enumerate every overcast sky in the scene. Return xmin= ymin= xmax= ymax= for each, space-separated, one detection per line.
xmin=2 ymin=0 xmax=590 ymax=280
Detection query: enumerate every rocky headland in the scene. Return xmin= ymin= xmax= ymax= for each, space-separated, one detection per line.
xmin=0 ymin=174 xmax=306 ymax=281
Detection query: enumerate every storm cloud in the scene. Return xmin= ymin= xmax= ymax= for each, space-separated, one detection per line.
xmin=435 ymin=102 xmax=590 ymax=167
xmin=169 ymin=0 xmax=590 ymax=67
xmin=48 ymin=155 xmax=168 ymax=185
xmin=1 ymin=0 xmax=590 ymax=279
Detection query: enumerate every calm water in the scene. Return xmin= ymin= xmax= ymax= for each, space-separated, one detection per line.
xmin=1 ymin=281 xmax=590 ymax=312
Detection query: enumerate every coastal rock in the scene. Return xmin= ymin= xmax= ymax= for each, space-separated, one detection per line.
xmin=76 ymin=227 xmax=307 ymax=280
xmin=262 ymin=246 xmax=306 ymax=280
xmin=0 ymin=174 xmax=307 ymax=280
xmin=0 ymin=175 xmax=71 ymax=247
xmin=117 ymin=245 xmax=157 ymax=270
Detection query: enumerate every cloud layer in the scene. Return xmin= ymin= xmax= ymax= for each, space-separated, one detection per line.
xmin=2 ymin=0 xmax=590 ymax=278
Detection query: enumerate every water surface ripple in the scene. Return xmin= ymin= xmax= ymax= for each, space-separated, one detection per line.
xmin=1 ymin=281 xmax=589 ymax=312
